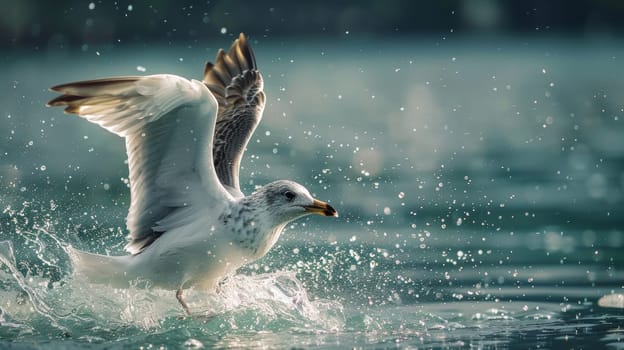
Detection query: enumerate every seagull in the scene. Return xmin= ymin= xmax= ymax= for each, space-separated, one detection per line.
xmin=47 ymin=33 xmax=338 ymax=314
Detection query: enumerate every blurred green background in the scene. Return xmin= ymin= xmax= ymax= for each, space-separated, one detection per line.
xmin=3 ymin=0 xmax=624 ymax=47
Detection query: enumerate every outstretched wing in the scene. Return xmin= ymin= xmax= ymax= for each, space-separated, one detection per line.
xmin=48 ymin=74 xmax=231 ymax=254
xmin=203 ymin=33 xmax=266 ymax=197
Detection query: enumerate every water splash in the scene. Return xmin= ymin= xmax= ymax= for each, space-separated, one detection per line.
xmin=0 ymin=208 xmax=345 ymax=342
xmin=0 ymin=240 xmax=71 ymax=338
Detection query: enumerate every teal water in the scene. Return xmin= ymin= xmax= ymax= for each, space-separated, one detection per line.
xmin=1 ymin=38 xmax=624 ymax=348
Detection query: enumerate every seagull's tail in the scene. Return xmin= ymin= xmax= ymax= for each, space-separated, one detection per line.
xmin=67 ymin=247 xmax=135 ymax=288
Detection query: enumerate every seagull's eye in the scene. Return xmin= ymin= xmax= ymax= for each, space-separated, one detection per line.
xmin=284 ymin=190 xmax=296 ymax=201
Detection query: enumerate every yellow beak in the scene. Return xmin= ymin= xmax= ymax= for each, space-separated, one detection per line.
xmin=304 ymin=199 xmax=338 ymax=217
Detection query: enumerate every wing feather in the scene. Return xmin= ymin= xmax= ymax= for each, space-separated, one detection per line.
xmin=48 ymin=74 xmax=230 ymax=254
xmin=203 ymin=33 xmax=266 ymax=197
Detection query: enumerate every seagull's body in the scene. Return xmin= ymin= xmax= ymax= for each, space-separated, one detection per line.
xmin=47 ymin=34 xmax=337 ymax=313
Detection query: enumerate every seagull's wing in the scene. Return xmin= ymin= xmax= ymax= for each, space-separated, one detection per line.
xmin=48 ymin=74 xmax=231 ymax=254
xmin=203 ymin=33 xmax=266 ymax=197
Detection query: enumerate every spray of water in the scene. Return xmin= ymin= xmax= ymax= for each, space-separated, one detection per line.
xmin=0 ymin=201 xmax=345 ymax=342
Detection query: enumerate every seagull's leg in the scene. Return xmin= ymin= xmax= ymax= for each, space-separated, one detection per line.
xmin=176 ymin=288 xmax=191 ymax=315
xmin=216 ymin=276 xmax=229 ymax=294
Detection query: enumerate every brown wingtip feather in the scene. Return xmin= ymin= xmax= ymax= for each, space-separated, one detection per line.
xmin=47 ymin=94 xmax=82 ymax=107
xmin=237 ymin=33 xmax=256 ymax=71
xmin=50 ymin=77 xmax=140 ymax=92
xmin=203 ymin=33 xmax=257 ymax=91
xmin=46 ymin=95 xmax=86 ymax=114
xmin=47 ymin=77 xmax=141 ymax=114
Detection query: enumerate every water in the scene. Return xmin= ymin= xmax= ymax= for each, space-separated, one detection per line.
xmin=1 ymin=38 xmax=623 ymax=348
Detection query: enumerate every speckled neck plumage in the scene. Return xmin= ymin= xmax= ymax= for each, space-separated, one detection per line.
xmin=220 ymin=192 xmax=286 ymax=258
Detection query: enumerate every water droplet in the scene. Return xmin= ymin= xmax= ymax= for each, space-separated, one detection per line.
xmin=88 ymin=2 xmax=95 ymax=10
xmin=220 ymin=27 xmax=227 ymax=34
xmin=136 ymin=65 xmax=146 ymax=72
xmin=398 ymin=192 xmax=405 ymax=199
xmin=183 ymin=338 xmax=204 ymax=348
xmin=40 ymin=165 xmax=46 ymax=171
xmin=383 ymin=207 xmax=391 ymax=215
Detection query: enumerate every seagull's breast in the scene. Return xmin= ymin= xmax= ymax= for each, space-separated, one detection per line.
xmin=127 ymin=199 xmax=286 ymax=290
xmin=218 ymin=201 xmax=287 ymax=259
xmin=127 ymin=208 xmax=249 ymax=290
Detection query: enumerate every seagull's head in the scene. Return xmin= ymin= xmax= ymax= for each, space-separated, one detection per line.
xmin=256 ymin=180 xmax=338 ymax=223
